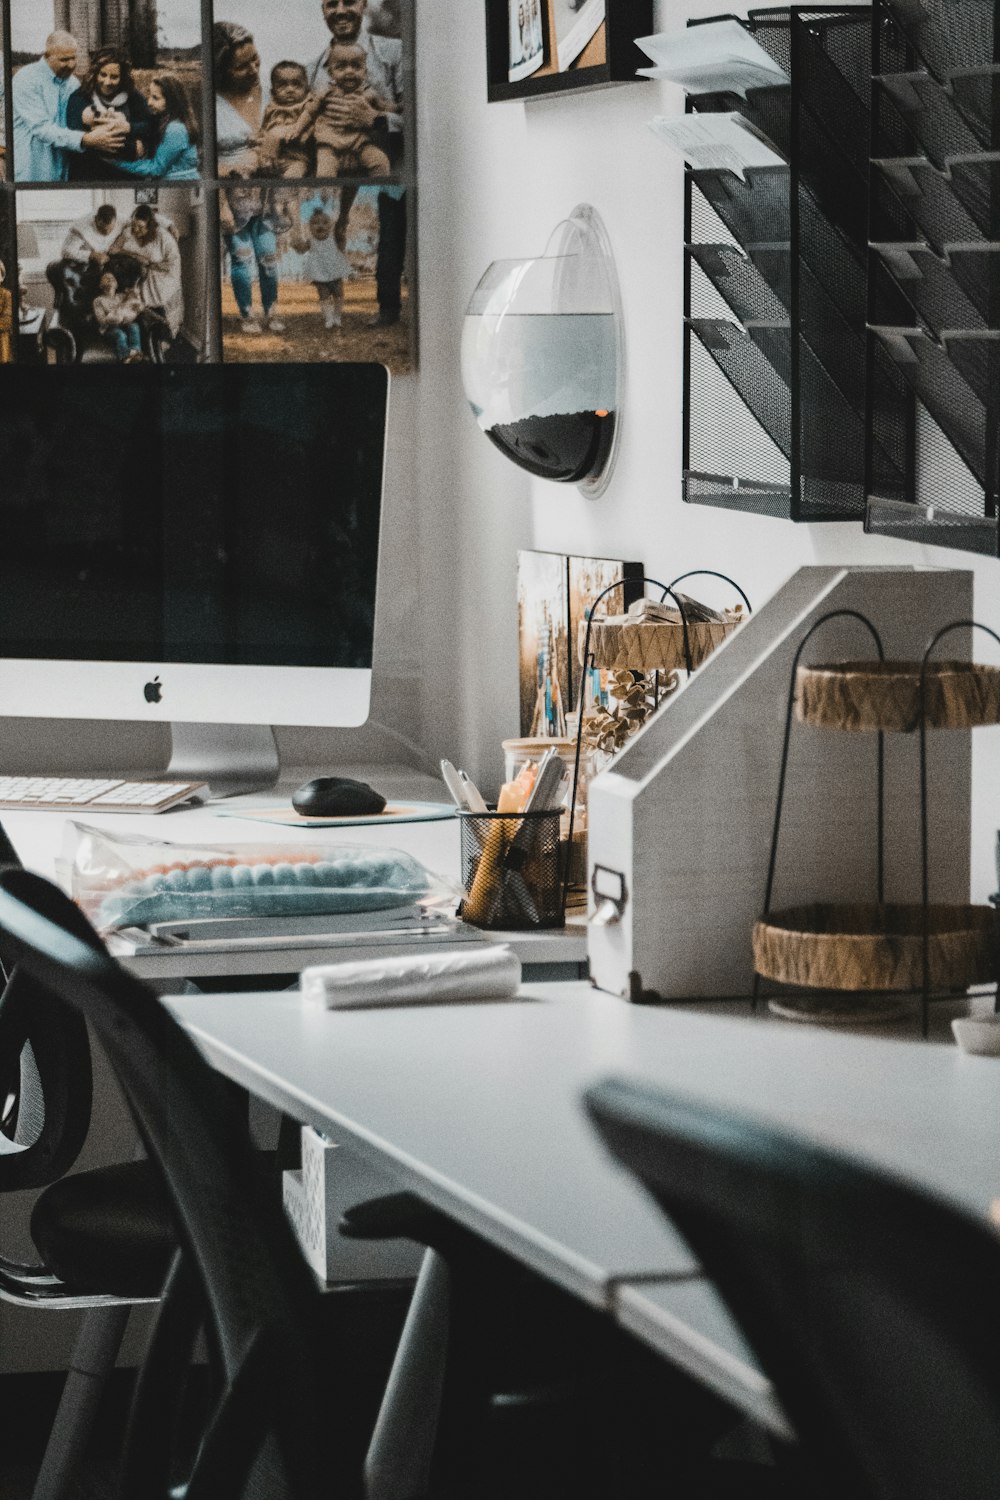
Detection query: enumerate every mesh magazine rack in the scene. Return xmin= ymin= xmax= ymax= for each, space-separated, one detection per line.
xmin=684 ymin=7 xmax=913 ymax=522
xmin=866 ymin=0 xmax=1000 ymax=554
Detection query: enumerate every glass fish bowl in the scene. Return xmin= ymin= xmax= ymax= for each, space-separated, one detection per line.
xmin=461 ymin=205 xmax=625 ymax=498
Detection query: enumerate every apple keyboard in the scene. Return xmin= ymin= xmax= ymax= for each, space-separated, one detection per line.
xmin=0 ymin=777 xmax=207 ymax=813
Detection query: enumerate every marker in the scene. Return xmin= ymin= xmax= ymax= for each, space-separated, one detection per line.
xmin=458 ymin=770 xmax=489 ymax=814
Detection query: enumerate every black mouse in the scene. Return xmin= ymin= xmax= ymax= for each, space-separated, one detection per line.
xmin=292 ymin=776 xmax=387 ymax=818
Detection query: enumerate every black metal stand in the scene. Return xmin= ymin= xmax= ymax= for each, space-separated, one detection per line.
xmin=756 ymin=612 xmax=1000 ymax=1036
xmin=918 ymin=621 xmax=1000 ymax=1034
xmin=752 ymin=609 xmax=885 ymax=1015
xmin=567 ymin=571 xmax=752 ymax=913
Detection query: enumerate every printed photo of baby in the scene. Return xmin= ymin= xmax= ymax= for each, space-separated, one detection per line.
xmin=256 ymin=47 xmax=392 ymax=180
xmin=214 ymin=1 xmax=405 ymax=182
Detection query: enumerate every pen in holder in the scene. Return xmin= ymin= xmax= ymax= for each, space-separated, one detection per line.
xmin=458 ymin=809 xmax=563 ymax=930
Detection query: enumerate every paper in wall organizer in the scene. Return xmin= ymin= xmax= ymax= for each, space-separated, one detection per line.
xmin=636 ymin=20 xmax=789 ymax=97
xmin=650 ymin=114 xmax=786 ymax=181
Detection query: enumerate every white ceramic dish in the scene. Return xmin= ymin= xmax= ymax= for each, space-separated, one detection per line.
xmin=952 ymin=1016 xmax=1000 ymax=1056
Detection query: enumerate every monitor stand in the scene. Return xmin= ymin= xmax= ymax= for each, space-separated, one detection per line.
xmin=167 ymin=723 xmax=280 ymax=798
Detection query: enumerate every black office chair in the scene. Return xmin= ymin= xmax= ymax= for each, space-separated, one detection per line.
xmin=0 ymin=866 xmax=329 ymax=1498
xmin=0 ymin=841 xmax=176 ymax=1500
xmin=585 ymin=1075 xmax=1000 ymax=1500
xmin=342 ymin=1196 xmax=737 ymax=1500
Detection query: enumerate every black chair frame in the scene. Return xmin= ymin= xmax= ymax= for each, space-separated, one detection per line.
xmin=0 ymin=867 xmax=328 ymax=1500
xmin=587 ymin=1075 xmax=1000 ymax=1500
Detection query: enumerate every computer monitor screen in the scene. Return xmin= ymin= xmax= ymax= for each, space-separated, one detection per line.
xmin=0 ymin=363 xmax=388 ymax=727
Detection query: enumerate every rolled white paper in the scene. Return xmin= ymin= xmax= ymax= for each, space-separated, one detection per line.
xmin=300 ymin=945 xmax=522 ymax=1010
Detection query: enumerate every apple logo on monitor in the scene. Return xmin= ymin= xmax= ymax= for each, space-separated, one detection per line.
xmin=144 ymin=677 xmax=163 ymax=705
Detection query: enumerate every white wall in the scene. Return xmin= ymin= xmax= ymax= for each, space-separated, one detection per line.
xmin=414 ymin=0 xmax=1000 ymax=901
xmin=2 ymin=0 xmax=998 ymax=897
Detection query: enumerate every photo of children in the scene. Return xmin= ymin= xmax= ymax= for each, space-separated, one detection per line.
xmin=220 ymin=183 xmax=410 ymax=370
xmin=92 ymin=267 xmax=145 ymax=361
xmin=1 ymin=0 xmax=417 ymax=373
xmin=256 ymin=62 xmax=317 ymax=179
xmin=213 ymin=1 xmax=405 ymax=181
xmin=508 ymin=0 xmax=544 ymax=85
xmin=15 ymin=186 xmax=213 ymax=363
xmin=10 ymin=0 xmax=204 ymax=184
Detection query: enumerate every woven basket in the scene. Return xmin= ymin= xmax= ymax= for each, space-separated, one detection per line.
xmin=586 ymin=617 xmax=738 ymax=673
xmin=753 ymin=902 xmax=999 ymax=992
xmin=796 ymin=660 xmax=1000 ymax=732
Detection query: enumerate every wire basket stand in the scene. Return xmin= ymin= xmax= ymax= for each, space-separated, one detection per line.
xmin=567 ymin=570 xmax=753 ymax=908
xmin=753 ymin=611 xmax=1000 ymax=1034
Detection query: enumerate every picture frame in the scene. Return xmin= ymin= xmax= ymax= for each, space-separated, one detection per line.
xmin=486 ymin=0 xmax=652 ymax=103
xmin=517 ymin=549 xmax=644 ymax=737
xmin=0 ymin=0 xmax=417 ymax=373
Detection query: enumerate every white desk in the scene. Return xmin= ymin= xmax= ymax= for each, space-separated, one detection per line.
xmin=167 ymin=981 xmax=1000 ymax=1428
xmin=613 ymin=1281 xmax=790 ymax=1439
xmin=168 ymin=984 xmax=699 ymax=1304
xmin=1 ymin=768 xmax=587 ymax=982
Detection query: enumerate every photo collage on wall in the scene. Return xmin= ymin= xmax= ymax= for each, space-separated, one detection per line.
xmin=0 ymin=0 xmax=414 ymax=371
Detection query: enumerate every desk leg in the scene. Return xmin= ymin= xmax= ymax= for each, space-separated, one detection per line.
xmin=364 ymin=1248 xmax=449 ymax=1500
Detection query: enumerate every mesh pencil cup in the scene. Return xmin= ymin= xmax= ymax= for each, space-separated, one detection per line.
xmin=458 ymin=809 xmax=563 ymax=930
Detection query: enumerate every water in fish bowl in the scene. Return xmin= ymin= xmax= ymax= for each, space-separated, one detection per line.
xmin=461 ymin=311 xmax=616 ymax=483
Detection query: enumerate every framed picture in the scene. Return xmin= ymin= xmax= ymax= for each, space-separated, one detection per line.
xmin=518 ymin=549 xmax=643 ymax=737
xmin=0 ymin=0 xmax=416 ymax=371
xmin=9 ymin=0 xmax=205 ymax=185
xmin=508 ymin=0 xmax=545 ymax=84
xmin=220 ymin=184 xmax=411 ymax=372
xmin=212 ymin=0 xmax=408 ymax=181
xmin=486 ymin=0 xmax=652 ymax=103
xmin=15 ymin=185 xmax=212 ymax=364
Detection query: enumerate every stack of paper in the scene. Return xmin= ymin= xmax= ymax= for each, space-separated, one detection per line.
xmin=636 ymin=20 xmax=789 ymax=97
xmin=649 ymin=113 xmax=786 ymax=180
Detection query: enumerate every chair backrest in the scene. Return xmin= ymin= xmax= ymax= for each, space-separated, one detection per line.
xmin=0 ymin=868 xmax=327 ymax=1500
xmin=586 ymin=1075 xmax=1000 ymax=1500
xmin=0 ymin=837 xmax=93 ymax=1194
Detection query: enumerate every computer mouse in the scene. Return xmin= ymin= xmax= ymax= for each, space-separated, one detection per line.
xmin=292 ymin=777 xmax=387 ymax=818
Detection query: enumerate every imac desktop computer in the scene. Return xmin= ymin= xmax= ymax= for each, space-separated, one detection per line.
xmin=0 ymin=363 xmax=389 ymax=795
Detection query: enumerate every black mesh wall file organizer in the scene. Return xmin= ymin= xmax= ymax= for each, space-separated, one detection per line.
xmin=865 ymin=0 xmax=1000 ymax=555
xmin=684 ymin=9 xmax=913 ymax=522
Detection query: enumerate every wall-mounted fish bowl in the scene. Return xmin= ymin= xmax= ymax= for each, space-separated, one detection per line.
xmin=461 ymin=204 xmax=624 ymax=498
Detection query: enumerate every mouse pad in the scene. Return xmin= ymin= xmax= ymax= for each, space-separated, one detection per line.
xmin=213 ymin=801 xmax=458 ymax=829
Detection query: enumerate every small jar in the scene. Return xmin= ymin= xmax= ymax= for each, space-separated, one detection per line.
xmin=502 ymin=737 xmax=593 ymax=810
xmin=502 ymin=736 xmax=593 ymax=904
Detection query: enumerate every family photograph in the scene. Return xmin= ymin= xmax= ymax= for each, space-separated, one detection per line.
xmin=0 ymin=0 xmax=414 ymax=369
xmin=219 ymin=184 xmax=410 ymax=371
xmin=10 ymin=0 xmax=203 ymax=184
xmin=213 ymin=1 xmax=404 ymax=181
xmin=16 ymin=186 xmax=210 ymax=365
